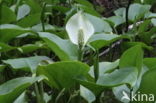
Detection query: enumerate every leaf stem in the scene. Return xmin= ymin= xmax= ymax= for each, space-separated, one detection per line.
xmin=34 ymin=83 xmax=41 ymax=103
xmin=55 ymin=88 xmax=66 ymax=103
xmin=130 ymin=88 xmax=133 ymax=103
xmin=41 ymin=3 xmax=46 ymax=32
xmin=36 ymin=3 xmax=47 ymax=103
xmin=94 ymin=50 xmax=99 ymax=82
xmin=39 ymin=81 xmax=45 ymax=103
xmin=125 ymin=0 xmax=132 ymax=32
xmin=15 ymin=0 xmax=21 ymax=15
xmin=93 ymin=50 xmax=100 ymax=102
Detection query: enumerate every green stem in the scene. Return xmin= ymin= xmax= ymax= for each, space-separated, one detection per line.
xmin=67 ymin=96 xmax=72 ymax=103
xmin=39 ymin=81 xmax=45 ymax=103
xmin=36 ymin=3 xmax=47 ymax=103
xmin=69 ymin=90 xmax=80 ymax=103
xmin=67 ymin=94 xmax=75 ymax=103
xmin=125 ymin=0 xmax=131 ymax=32
xmin=93 ymin=50 xmax=100 ymax=103
xmin=35 ymin=82 xmax=45 ymax=103
xmin=72 ymin=45 xmax=84 ymax=103
xmin=94 ymin=50 xmax=99 ymax=82
xmin=15 ymin=0 xmax=21 ymax=15
xmin=95 ymin=95 xmax=100 ymax=103
xmin=93 ymin=93 xmax=101 ymax=103
xmin=130 ymin=88 xmax=133 ymax=103
xmin=34 ymin=83 xmax=41 ymax=103
xmin=78 ymin=47 xmax=83 ymax=61
xmin=41 ymin=3 xmax=46 ymax=32
xmin=55 ymin=88 xmax=66 ymax=103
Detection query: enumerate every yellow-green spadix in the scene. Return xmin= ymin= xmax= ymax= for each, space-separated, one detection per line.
xmin=66 ymin=11 xmax=94 ymax=47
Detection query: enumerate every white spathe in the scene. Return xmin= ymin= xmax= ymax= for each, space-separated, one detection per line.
xmin=66 ymin=11 xmax=94 ymax=46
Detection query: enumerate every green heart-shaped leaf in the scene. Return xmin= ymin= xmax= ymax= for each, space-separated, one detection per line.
xmin=38 ymin=32 xmax=78 ymax=60
xmin=37 ymin=61 xmax=89 ymax=89
xmin=0 ymin=76 xmax=42 ymax=103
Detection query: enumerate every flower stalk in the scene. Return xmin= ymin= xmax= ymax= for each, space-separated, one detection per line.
xmin=66 ymin=11 xmax=95 ymax=103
